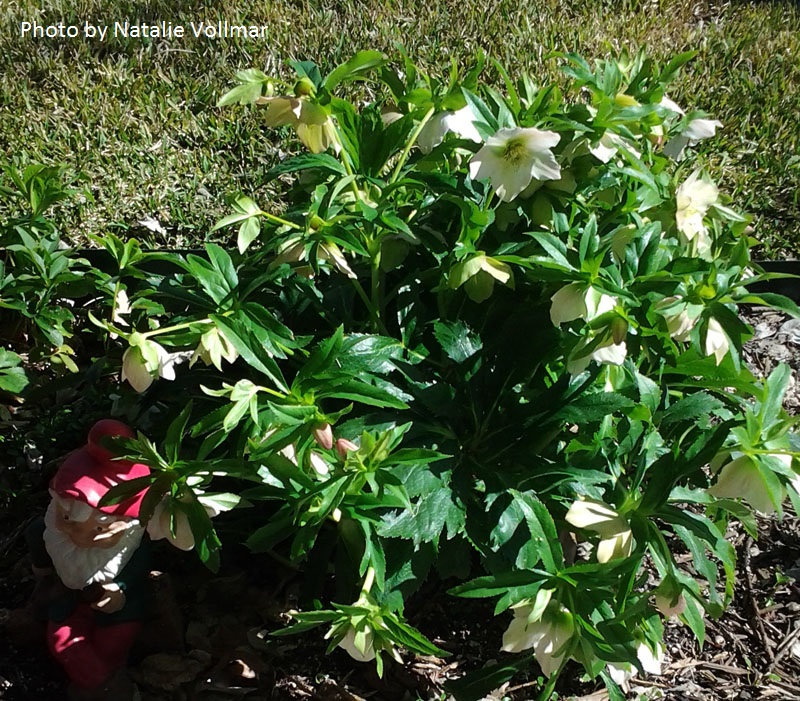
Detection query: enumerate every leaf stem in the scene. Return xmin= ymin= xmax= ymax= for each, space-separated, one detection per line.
xmin=140 ymin=318 xmax=213 ymax=339
xmin=535 ymin=667 xmax=561 ymax=701
xmin=361 ymin=566 xmax=376 ymax=595
xmin=390 ymin=106 xmax=435 ymax=183
xmin=332 ymin=122 xmax=363 ymax=202
xmin=370 ymin=241 xmax=383 ymax=327
xmin=260 ymin=210 xmax=302 ymax=230
xmin=351 ymin=276 xmax=387 ymax=334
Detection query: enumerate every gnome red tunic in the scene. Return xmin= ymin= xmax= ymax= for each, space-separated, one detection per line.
xmin=26 ymin=419 xmax=152 ymax=695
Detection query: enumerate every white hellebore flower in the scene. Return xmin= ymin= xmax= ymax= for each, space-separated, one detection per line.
xmin=469 ymin=127 xmax=561 ymax=202
xmin=147 ymin=495 xmax=227 ymax=550
xmin=565 ymin=498 xmax=633 ymax=563
xmin=638 ymin=640 xmax=665 ymax=675
xmin=675 ymin=170 xmax=719 ymax=257
xmin=319 ymin=241 xmax=357 ymax=279
xmin=121 ymin=336 xmax=186 ymax=393
xmin=608 ymin=641 xmax=665 ymax=685
xmin=550 ymin=283 xmax=617 ymax=326
xmin=658 ymin=96 xmax=722 ymax=159
xmin=258 ymin=94 xmax=338 ymax=154
xmin=417 ymin=106 xmax=481 ymax=154
xmin=566 ymin=339 xmax=628 ymax=377
xmin=191 ymin=326 xmax=239 ymax=371
xmin=655 ymin=296 xmax=699 ymax=342
xmin=588 ymin=131 xmax=641 ymax=164
xmin=337 ymin=625 xmax=376 ymax=662
xmin=147 ymin=497 xmax=196 ymax=551
xmin=704 ymin=317 xmax=730 ymax=365
xmin=591 ymin=341 xmax=628 ymax=367
xmin=664 ymin=119 xmax=723 ymax=160
xmin=707 ymin=453 xmax=783 ymax=514
xmin=659 ymin=95 xmax=685 ymax=115
xmin=502 ymin=599 xmax=574 ymax=677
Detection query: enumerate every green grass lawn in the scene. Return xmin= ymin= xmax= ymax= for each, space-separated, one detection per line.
xmin=1 ymin=0 xmax=798 ymax=254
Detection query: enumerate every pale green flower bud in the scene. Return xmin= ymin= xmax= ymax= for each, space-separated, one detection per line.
xmin=293 ymin=77 xmax=316 ymax=97
xmin=653 ymin=578 xmax=687 ymax=618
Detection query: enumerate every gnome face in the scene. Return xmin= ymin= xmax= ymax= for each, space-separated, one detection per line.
xmin=51 ymin=493 xmax=135 ymax=550
xmin=43 ymin=420 xmax=151 ymax=590
xmin=44 ymin=493 xmax=145 ymax=590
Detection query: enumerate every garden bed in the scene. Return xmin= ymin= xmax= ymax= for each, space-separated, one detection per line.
xmin=3 ymin=47 xmax=800 ymax=701
xmin=2 ymin=307 xmax=799 ymax=701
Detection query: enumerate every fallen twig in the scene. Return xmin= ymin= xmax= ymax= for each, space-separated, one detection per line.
xmin=742 ymin=536 xmax=775 ymax=663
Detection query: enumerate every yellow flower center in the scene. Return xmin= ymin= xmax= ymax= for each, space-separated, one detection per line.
xmin=501 ymin=137 xmax=528 ymax=165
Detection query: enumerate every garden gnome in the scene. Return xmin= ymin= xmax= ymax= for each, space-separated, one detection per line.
xmin=26 ymin=419 xmax=151 ymax=700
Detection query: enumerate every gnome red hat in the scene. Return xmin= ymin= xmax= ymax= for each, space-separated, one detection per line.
xmin=50 ymin=419 xmax=151 ymax=519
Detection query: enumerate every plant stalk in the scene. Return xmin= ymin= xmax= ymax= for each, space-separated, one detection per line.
xmin=390 ymin=106 xmax=435 ymax=183
xmin=260 ymin=210 xmax=302 ymax=230
xmin=535 ymin=667 xmax=561 ymax=701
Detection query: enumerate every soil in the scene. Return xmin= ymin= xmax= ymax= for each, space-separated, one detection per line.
xmin=2 ymin=307 xmax=800 ymax=701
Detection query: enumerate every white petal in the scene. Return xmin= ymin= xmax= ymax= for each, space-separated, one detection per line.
xmin=469 ymin=128 xmax=561 ymax=202
xmin=489 ymin=159 xmax=536 ymax=202
xmin=596 ymin=528 xmax=633 ymax=563
xmin=708 ymin=454 xmax=777 ymax=514
xmin=147 ymin=498 xmax=195 ymax=550
xmin=157 ymin=348 xmax=191 ymax=381
xmin=566 ymin=353 xmax=592 ymax=376
xmin=592 ymin=341 xmax=627 ymax=366
xmin=532 ymin=612 xmax=573 ymax=677
xmin=678 ymin=171 xmax=719 ymax=211
xmin=637 ymin=642 xmax=664 ymax=675
xmin=122 ymin=347 xmax=155 ymax=393
xmin=684 ymin=118 xmax=722 ymax=141
xmin=565 ymin=498 xmax=619 ymax=530
xmin=309 ymin=451 xmax=329 ymax=476
xmin=418 ymin=107 xmax=481 ymax=154
xmin=704 ymin=318 xmax=729 ymax=365
xmin=690 ymin=180 xmax=720 ymax=210
xmin=417 ymin=115 xmax=450 ymax=154
xmin=480 ymin=257 xmax=512 ymax=284
xmin=588 ymin=133 xmax=618 ymax=163
xmin=584 ymin=289 xmax=617 ymax=320
xmin=443 ymin=106 xmax=482 ymax=143
xmin=279 ymin=443 xmax=298 ymax=465
xmin=608 ymin=662 xmax=635 ymax=685
xmin=146 ymin=499 xmax=169 ymax=540
xmin=659 ymin=96 xmax=684 ymax=115
xmin=338 ymin=627 xmax=376 ymax=662
xmin=550 ymin=283 xmax=587 ymax=326
xmin=264 ymin=97 xmax=302 ymax=127
xmin=502 ymin=613 xmax=538 ymax=653
xmin=113 ymin=289 xmax=131 ymax=325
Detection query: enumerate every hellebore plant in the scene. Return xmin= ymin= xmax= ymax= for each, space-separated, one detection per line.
xmin=86 ymin=50 xmax=800 ymax=699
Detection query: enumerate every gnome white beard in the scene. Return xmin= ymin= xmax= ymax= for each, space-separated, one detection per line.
xmin=43 ymin=500 xmax=145 ymax=591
